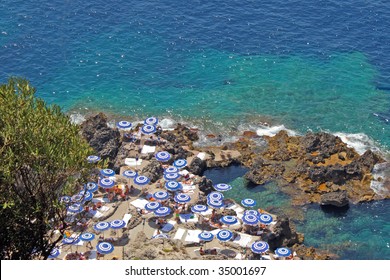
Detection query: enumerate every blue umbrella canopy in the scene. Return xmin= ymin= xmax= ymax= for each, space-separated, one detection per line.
xmin=244 ymin=210 xmax=259 ymax=216
xmin=100 ymin=169 xmax=115 ymax=177
xmin=96 ymin=242 xmax=114 ymax=254
xmin=241 ymin=198 xmax=256 ymax=208
xmin=152 ymin=233 xmax=169 ymax=239
xmin=275 ymin=247 xmax=292 ymax=257
xmin=163 ymin=172 xmax=180 ymax=181
xmin=191 ymin=204 xmax=208 ymax=213
xmin=144 ymin=117 xmax=158 ymax=126
xmin=207 ymin=192 xmax=224 ymax=201
xmin=87 ymin=155 xmax=101 ymax=163
xmin=48 ymin=248 xmax=61 ymax=258
xmin=164 ymin=166 xmax=179 ymax=173
xmin=134 ymin=175 xmax=150 ymax=186
xmin=155 ymin=151 xmax=171 ymax=162
xmin=174 ymin=193 xmax=191 ymax=204
xmin=154 ymin=207 xmax=171 ymax=217
xmin=78 ymin=190 xmax=93 ymax=202
xmin=216 ymin=230 xmax=233 ymax=242
xmin=213 ymin=183 xmax=232 ymax=192
xmin=93 ymin=222 xmax=111 ymax=232
xmin=80 ymin=232 xmax=95 ymax=242
xmin=259 ymin=214 xmax=273 ymax=224
xmin=165 ymin=181 xmax=183 ymax=192
xmin=117 ymin=121 xmax=132 ymax=130
xmin=98 ymin=178 xmax=115 ymax=189
xmin=173 ymin=159 xmax=187 ymax=168
xmin=84 ymin=182 xmax=98 ymax=193
xmin=251 ymin=241 xmax=269 ymax=254
xmin=145 ymin=201 xmax=161 ymax=211
xmin=198 ymin=232 xmax=214 ymax=242
xmin=60 ymin=196 xmax=71 ymax=204
xmin=153 ymin=191 xmax=170 ymax=201
xmin=141 ymin=124 xmax=156 ymax=135
xmin=242 ymin=214 xmax=259 ymax=225
xmin=220 ymin=215 xmax=238 ymax=225
xmin=110 ymin=219 xmax=126 ymax=230
xmin=67 ymin=203 xmax=84 ymax=213
xmin=122 ymin=170 xmax=138 ymax=178
xmin=62 ymin=237 xmax=80 ymax=245
xmin=207 ymin=199 xmax=224 ymax=209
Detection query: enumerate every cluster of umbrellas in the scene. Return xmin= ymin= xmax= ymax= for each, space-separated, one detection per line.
xmin=60 ymin=182 xmax=101 ymax=215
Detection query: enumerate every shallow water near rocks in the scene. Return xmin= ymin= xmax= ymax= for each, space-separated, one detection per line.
xmin=204 ymin=165 xmax=390 ymax=259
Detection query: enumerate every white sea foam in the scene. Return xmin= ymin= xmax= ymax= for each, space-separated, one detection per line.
xmin=370 ymin=162 xmax=390 ymax=196
xmin=69 ymin=113 xmax=86 ymax=124
xmin=159 ymin=118 xmax=176 ymax=131
xmin=333 ymin=132 xmax=382 ymax=155
xmin=256 ymin=124 xmax=297 ymax=137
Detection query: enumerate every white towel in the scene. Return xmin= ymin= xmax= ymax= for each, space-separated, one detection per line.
xmin=197 ymin=153 xmax=206 ymax=160
xmin=173 ymin=228 xmax=186 ymax=240
xmin=99 ymin=206 xmax=110 ymax=212
xmin=123 ymin=214 xmax=132 ymax=226
xmin=233 ymin=233 xmax=252 ymax=247
xmin=141 ymin=145 xmax=156 ymax=154
xmin=125 ymin=158 xmax=143 ymax=166
xmin=130 ymin=198 xmax=149 ymax=209
xmin=182 ymin=184 xmax=196 ymax=190
xmin=184 ymin=230 xmax=202 ymax=243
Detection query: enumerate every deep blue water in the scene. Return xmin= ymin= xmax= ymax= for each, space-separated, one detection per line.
xmin=0 ymin=0 xmax=389 ymax=259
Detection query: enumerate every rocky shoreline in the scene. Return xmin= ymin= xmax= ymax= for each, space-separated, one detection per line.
xmin=78 ymin=113 xmax=388 ymax=260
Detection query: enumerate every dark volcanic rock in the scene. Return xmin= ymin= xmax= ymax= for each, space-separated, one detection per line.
xmin=320 ymin=191 xmax=349 ymax=207
xmin=141 ymin=160 xmax=164 ymax=183
xmin=189 ymin=157 xmax=207 ymax=176
xmin=80 ymin=113 xmax=121 ymax=163
xmin=198 ymin=177 xmax=214 ymax=195
xmin=266 ymin=216 xmax=302 ymax=251
xmin=301 ymin=132 xmax=345 ymax=157
xmin=308 ymin=164 xmax=347 ymax=185
xmin=244 ymin=157 xmax=285 ymax=185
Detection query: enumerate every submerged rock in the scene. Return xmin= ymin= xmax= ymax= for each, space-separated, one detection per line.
xmin=320 ymin=191 xmax=349 ymax=207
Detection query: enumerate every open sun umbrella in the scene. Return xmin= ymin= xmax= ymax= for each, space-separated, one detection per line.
xmin=165 ymin=181 xmax=182 ymax=192
xmin=122 ymin=170 xmax=137 ymax=179
xmin=191 ymin=204 xmax=208 ymax=213
xmin=220 ymin=216 xmax=238 ymax=226
xmin=213 ymin=183 xmax=232 ymax=192
xmin=98 ymin=178 xmax=115 ymax=189
xmin=198 ymin=232 xmax=214 ymax=242
xmin=93 ymin=222 xmax=110 ymax=233
xmin=134 ymin=175 xmax=150 ymax=186
xmin=153 ymin=191 xmax=170 ymax=201
xmin=241 ymin=198 xmax=256 ymax=208
xmin=48 ymin=248 xmax=61 ymax=259
xmin=80 ymin=232 xmax=95 ymax=242
xmin=84 ymin=182 xmax=98 ymax=193
xmin=141 ymin=125 xmax=156 ymax=135
xmin=96 ymin=242 xmax=114 ymax=258
xmin=155 ymin=151 xmax=171 ymax=162
xmin=144 ymin=117 xmax=158 ymax=126
xmin=117 ymin=121 xmax=132 ymax=130
xmin=216 ymin=230 xmax=233 ymax=242
xmin=152 ymin=233 xmax=169 ymax=239
xmin=164 ymin=166 xmax=179 ymax=173
xmin=251 ymin=241 xmax=269 ymax=254
xmin=67 ymin=203 xmax=84 ymax=214
xmin=207 ymin=199 xmax=224 ymax=209
xmin=259 ymin=214 xmax=273 ymax=225
xmin=154 ymin=207 xmax=171 ymax=217
xmin=275 ymin=247 xmax=292 ymax=258
xmin=242 ymin=214 xmax=259 ymax=225
xmin=87 ymin=155 xmax=100 ymax=163
xmin=174 ymin=193 xmax=191 ymax=204
xmin=145 ymin=201 xmax=161 ymax=211
xmin=100 ymin=169 xmax=115 ymax=177
xmin=244 ymin=210 xmax=259 ymax=216
xmin=207 ymin=192 xmax=224 ymax=201
xmin=173 ymin=159 xmax=187 ymax=168
xmin=60 ymin=196 xmax=71 ymax=204
xmin=110 ymin=220 xmax=126 ymax=230
xmin=164 ymin=172 xmax=180 ymax=181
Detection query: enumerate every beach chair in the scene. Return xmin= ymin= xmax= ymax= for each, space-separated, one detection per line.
xmin=179 ymin=213 xmax=198 ymax=223
xmin=141 ymin=145 xmax=156 ymax=154
xmin=233 ymin=233 xmax=252 ymax=248
xmin=197 ymin=152 xmax=206 ymax=160
xmin=184 ymin=230 xmax=202 ymax=244
xmin=173 ymin=228 xmax=186 ymax=241
xmin=123 ymin=214 xmax=132 ymax=226
xmin=161 ymin=220 xmax=176 ymax=232
xmin=130 ymin=198 xmax=149 ymax=209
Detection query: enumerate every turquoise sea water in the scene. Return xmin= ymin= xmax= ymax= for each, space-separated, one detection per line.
xmin=0 ymin=0 xmax=389 ymax=259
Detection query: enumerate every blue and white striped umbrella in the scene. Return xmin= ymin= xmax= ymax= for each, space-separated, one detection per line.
xmin=123 ymin=170 xmax=138 ymax=179
xmin=275 ymin=247 xmax=292 ymax=257
xmin=67 ymin=203 xmax=84 ymax=213
xmin=78 ymin=190 xmax=93 ymax=202
xmin=154 ymin=207 xmax=171 ymax=217
xmin=155 ymin=151 xmax=171 ymax=162
xmin=244 ymin=210 xmax=259 ymax=216
xmin=164 ymin=172 xmax=180 ymax=181
xmin=62 ymin=237 xmax=80 ymax=245
xmin=134 ymin=175 xmax=150 ymax=186
xmin=117 ymin=121 xmax=132 ymax=130
xmin=251 ymin=241 xmax=269 ymax=254
xmin=174 ymin=193 xmax=191 ymax=204
xmin=173 ymin=159 xmax=187 ymax=168
xmin=207 ymin=199 xmax=224 ymax=209
xmin=96 ymin=242 xmax=114 ymax=254
xmin=98 ymin=178 xmax=115 ymax=189
xmin=241 ymin=198 xmax=256 ymax=208
xmin=216 ymin=230 xmax=233 ymax=242
xmin=93 ymin=222 xmax=110 ymax=232
xmin=152 ymin=233 xmax=169 ymax=239
xmin=48 ymin=248 xmax=61 ymax=258
xmin=198 ymin=232 xmax=214 ymax=242
xmin=213 ymin=183 xmax=232 ymax=192
xmin=242 ymin=214 xmax=259 ymax=225
xmin=207 ymin=192 xmax=224 ymax=201
xmin=220 ymin=215 xmax=238 ymax=225
xmin=145 ymin=201 xmax=161 ymax=211
xmin=191 ymin=204 xmax=208 ymax=213
xmin=85 ymin=182 xmax=98 ymax=193
xmin=110 ymin=219 xmax=126 ymax=230
xmin=165 ymin=181 xmax=182 ymax=192
xmin=259 ymin=214 xmax=273 ymax=224
xmin=144 ymin=117 xmax=159 ymax=126
xmin=164 ymin=166 xmax=179 ymax=173
xmin=80 ymin=232 xmax=95 ymax=242
xmin=60 ymin=196 xmax=71 ymax=204
xmin=87 ymin=155 xmax=101 ymax=163
xmin=153 ymin=191 xmax=170 ymax=201
xmin=141 ymin=124 xmax=156 ymax=135
xmin=71 ymin=194 xmax=84 ymax=203
xmin=100 ymin=169 xmax=115 ymax=177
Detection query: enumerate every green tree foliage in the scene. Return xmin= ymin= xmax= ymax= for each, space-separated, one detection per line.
xmin=0 ymin=78 xmax=94 ymax=259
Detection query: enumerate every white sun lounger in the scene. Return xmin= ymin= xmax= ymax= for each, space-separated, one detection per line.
xmin=92 ymin=197 xmax=110 ymax=204
xmin=184 ymin=230 xmax=202 ymax=243
xmin=200 ymin=209 xmax=213 ymax=216
xmin=182 ymin=184 xmax=196 ymax=190
xmin=99 ymin=205 xmax=110 ymax=212
xmin=123 ymin=214 xmax=132 ymax=226
xmin=233 ymin=233 xmax=252 ymax=248
xmin=89 ymin=210 xmax=103 ymax=219
xmin=161 ymin=220 xmax=176 ymax=232
xmin=130 ymin=198 xmax=149 ymax=209
xmin=141 ymin=145 xmax=156 ymax=154
xmin=125 ymin=158 xmax=143 ymax=166
xmin=179 ymin=213 xmax=198 ymax=223
xmin=173 ymin=228 xmax=186 ymax=241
